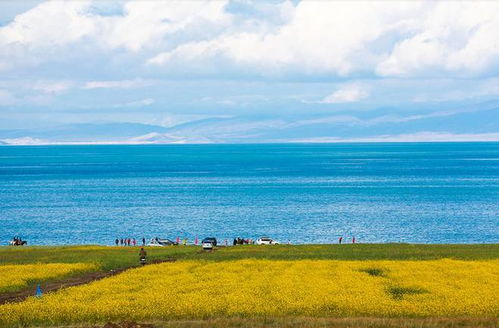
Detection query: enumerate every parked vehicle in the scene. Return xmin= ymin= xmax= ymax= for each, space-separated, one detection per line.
xmin=147 ymin=238 xmax=178 ymax=247
xmin=202 ymin=237 xmax=217 ymax=250
xmin=255 ymin=236 xmax=279 ymax=245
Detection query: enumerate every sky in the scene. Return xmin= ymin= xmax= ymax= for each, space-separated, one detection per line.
xmin=0 ymin=0 xmax=498 ymax=144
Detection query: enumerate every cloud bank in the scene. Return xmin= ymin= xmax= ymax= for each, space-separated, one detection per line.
xmin=0 ymin=0 xmax=498 ymax=143
xmin=1 ymin=1 xmax=499 ymax=79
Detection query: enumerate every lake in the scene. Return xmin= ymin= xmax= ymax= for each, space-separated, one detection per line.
xmin=1 ymin=142 xmax=498 ymax=245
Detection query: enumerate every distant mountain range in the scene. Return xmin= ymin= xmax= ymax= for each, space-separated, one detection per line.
xmin=1 ymin=106 xmax=498 ymax=145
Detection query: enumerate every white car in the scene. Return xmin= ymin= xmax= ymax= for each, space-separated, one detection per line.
xmin=147 ymin=238 xmax=177 ymax=247
xmin=255 ymin=237 xmax=279 ymax=245
xmin=202 ymin=241 xmax=214 ymax=250
xmin=202 ymin=237 xmax=217 ymax=250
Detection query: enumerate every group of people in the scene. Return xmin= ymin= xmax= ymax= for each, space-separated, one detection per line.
xmin=233 ymin=237 xmax=253 ymax=245
xmin=116 ymin=236 xmax=356 ymax=247
xmin=115 ymin=237 xmax=146 ymax=246
xmin=9 ymin=236 xmax=27 ymax=246
xmin=338 ymin=236 xmax=356 ymax=244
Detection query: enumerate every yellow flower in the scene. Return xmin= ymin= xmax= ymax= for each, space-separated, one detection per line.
xmin=0 ymin=259 xmax=497 ymax=326
xmin=0 ymin=263 xmax=96 ymax=293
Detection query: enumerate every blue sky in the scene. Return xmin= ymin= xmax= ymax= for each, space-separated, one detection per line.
xmin=0 ymin=0 xmax=498 ymax=144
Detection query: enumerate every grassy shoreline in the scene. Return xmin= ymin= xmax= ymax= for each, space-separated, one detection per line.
xmin=1 ymin=243 xmax=498 ymax=266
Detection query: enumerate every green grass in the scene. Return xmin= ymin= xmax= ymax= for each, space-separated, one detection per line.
xmin=181 ymin=243 xmax=499 ymax=261
xmin=0 ymin=245 xmax=197 ymax=271
xmin=359 ymin=267 xmax=387 ymax=277
xmin=387 ymin=286 xmax=428 ymax=300
xmin=1 ymin=244 xmax=498 ymax=270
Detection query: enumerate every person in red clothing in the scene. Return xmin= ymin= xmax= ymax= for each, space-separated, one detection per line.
xmin=132 ymin=238 xmax=136 ymax=246
xmin=352 ymin=236 xmax=356 ymax=244
xmin=338 ymin=236 xmax=342 ymax=244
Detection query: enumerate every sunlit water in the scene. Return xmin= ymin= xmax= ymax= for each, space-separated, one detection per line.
xmin=1 ymin=143 xmax=498 ymax=245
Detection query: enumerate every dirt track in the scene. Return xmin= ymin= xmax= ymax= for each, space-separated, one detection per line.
xmin=0 ymin=258 xmax=175 ymax=305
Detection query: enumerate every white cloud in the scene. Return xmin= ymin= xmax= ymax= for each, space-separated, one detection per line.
xmin=319 ymin=85 xmax=369 ymax=104
xmin=113 ymin=98 xmax=155 ymax=108
xmin=100 ymin=1 xmax=230 ymax=52
xmin=0 ymin=1 xmax=94 ymax=47
xmin=147 ymin=1 xmax=499 ymax=79
xmin=33 ymin=80 xmax=73 ymax=94
xmin=84 ymin=79 xmax=153 ymax=89
xmin=0 ymin=0 xmax=232 ymax=72
xmin=147 ymin=1 xmax=424 ymax=76
xmin=1 ymin=1 xmax=499 ymax=79
xmin=376 ymin=2 xmax=499 ymax=77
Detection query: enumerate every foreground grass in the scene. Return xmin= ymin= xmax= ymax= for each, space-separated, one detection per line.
xmin=151 ymin=317 xmax=499 ymax=328
xmin=56 ymin=317 xmax=499 ymax=328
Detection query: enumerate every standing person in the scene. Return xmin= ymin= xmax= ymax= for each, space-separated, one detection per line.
xmin=142 ymin=237 xmax=146 ymax=246
xmin=338 ymin=236 xmax=342 ymax=244
xmin=115 ymin=238 xmax=119 ymax=246
xmin=120 ymin=238 xmax=123 ymax=246
xmin=233 ymin=238 xmax=237 ymax=246
xmin=352 ymin=236 xmax=356 ymax=244
xmin=139 ymin=248 xmax=147 ymax=266
xmin=225 ymin=239 xmax=228 ymax=246
xmin=128 ymin=238 xmax=132 ymax=246
xmin=132 ymin=238 xmax=136 ymax=246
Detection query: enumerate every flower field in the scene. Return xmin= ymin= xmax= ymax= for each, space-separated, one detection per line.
xmin=0 ymin=263 xmax=97 ymax=293
xmin=0 ymin=259 xmax=497 ymax=326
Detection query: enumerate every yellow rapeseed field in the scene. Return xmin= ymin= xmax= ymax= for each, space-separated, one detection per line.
xmin=0 ymin=263 xmax=97 ymax=293
xmin=0 ymin=259 xmax=497 ymax=326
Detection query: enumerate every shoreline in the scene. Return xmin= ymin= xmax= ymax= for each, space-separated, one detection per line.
xmin=4 ymin=242 xmax=499 ymax=248
xmin=2 ymin=140 xmax=499 ymax=146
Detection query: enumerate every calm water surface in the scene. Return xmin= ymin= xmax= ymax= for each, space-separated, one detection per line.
xmin=0 ymin=143 xmax=498 ymax=245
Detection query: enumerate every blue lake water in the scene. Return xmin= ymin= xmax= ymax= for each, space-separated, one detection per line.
xmin=0 ymin=143 xmax=498 ymax=245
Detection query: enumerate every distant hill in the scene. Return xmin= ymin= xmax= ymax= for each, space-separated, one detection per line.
xmin=1 ymin=106 xmax=498 ymax=145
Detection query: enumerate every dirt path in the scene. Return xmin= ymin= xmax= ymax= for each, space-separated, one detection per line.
xmin=0 ymin=258 xmax=176 ymax=305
